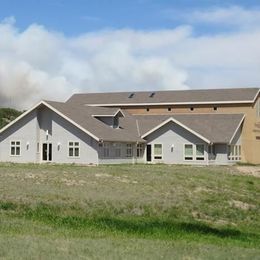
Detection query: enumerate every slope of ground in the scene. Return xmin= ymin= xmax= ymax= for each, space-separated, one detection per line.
xmin=0 ymin=163 xmax=259 ymax=259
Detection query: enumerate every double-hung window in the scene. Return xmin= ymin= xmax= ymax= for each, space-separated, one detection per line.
xmin=137 ymin=144 xmax=144 ymax=158
xmin=196 ymin=144 xmax=205 ymax=160
xmin=10 ymin=141 xmax=21 ymax=156
xmin=68 ymin=142 xmax=80 ymax=157
xmin=154 ymin=144 xmax=162 ymax=160
xmin=184 ymin=144 xmax=193 ymax=160
xmin=126 ymin=144 xmax=133 ymax=157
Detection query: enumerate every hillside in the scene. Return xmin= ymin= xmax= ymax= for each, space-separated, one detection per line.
xmin=0 ymin=163 xmax=259 ymax=259
xmin=0 ymin=108 xmax=22 ymax=129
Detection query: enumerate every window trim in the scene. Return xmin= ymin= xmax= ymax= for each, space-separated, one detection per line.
xmin=195 ymin=144 xmax=205 ymax=161
xmin=68 ymin=141 xmax=80 ymax=158
xmin=153 ymin=143 xmax=163 ymax=160
xmin=10 ymin=140 xmax=21 ymax=157
xmin=184 ymin=143 xmax=193 ymax=161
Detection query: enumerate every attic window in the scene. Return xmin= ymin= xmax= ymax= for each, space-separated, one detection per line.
xmin=168 ymin=108 xmax=172 ymax=112
xmin=214 ymin=107 xmax=218 ymax=111
xmin=190 ymin=107 xmax=194 ymax=111
xmin=149 ymin=92 xmax=155 ymax=98
xmin=128 ymin=93 xmax=135 ymax=98
xmin=146 ymin=108 xmax=150 ymax=112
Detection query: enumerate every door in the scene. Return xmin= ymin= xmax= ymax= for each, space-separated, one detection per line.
xmin=146 ymin=144 xmax=152 ymax=162
xmin=42 ymin=143 xmax=52 ymax=161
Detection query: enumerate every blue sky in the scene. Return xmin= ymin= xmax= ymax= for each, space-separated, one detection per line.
xmin=0 ymin=0 xmax=260 ymax=35
xmin=0 ymin=0 xmax=260 ymax=108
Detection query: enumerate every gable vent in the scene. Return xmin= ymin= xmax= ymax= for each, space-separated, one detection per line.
xmin=149 ymin=92 xmax=155 ymax=98
xmin=128 ymin=93 xmax=135 ymax=98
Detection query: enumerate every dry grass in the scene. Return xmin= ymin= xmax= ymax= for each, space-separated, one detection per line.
xmin=0 ymin=163 xmax=259 ymax=259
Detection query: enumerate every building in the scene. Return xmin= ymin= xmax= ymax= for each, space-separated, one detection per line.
xmin=0 ymin=87 xmax=259 ymax=165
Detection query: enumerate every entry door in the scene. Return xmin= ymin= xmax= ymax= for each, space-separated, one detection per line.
xmin=42 ymin=143 xmax=52 ymax=161
xmin=146 ymin=144 xmax=152 ymax=162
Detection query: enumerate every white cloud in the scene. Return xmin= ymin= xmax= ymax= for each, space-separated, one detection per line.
xmin=164 ymin=5 xmax=260 ymax=29
xmin=0 ymin=8 xmax=260 ymax=109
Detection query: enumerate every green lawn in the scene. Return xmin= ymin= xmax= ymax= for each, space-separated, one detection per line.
xmin=0 ymin=163 xmax=259 ymax=259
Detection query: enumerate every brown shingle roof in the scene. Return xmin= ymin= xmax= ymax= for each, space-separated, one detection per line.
xmin=46 ymin=100 xmax=244 ymax=144
xmin=45 ymin=101 xmax=144 ymax=143
xmin=136 ymin=113 xmax=245 ymax=143
xmin=66 ymin=88 xmax=259 ymax=106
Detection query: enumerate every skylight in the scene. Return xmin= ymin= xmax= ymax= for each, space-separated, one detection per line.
xmin=128 ymin=93 xmax=135 ymax=98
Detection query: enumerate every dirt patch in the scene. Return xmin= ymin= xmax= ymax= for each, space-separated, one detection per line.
xmin=235 ymin=166 xmax=260 ymax=178
xmin=229 ymin=200 xmax=255 ymax=210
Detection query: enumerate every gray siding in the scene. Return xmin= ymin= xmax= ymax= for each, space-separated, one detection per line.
xmin=0 ymin=110 xmax=39 ymax=163
xmin=0 ymin=107 xmax=99 ymax=164
xmin=145 ymin=121 xmax=209 ymax=164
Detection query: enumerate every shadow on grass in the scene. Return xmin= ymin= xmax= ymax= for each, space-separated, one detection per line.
xmin=1 ymin=201 xmax=259 ymax=243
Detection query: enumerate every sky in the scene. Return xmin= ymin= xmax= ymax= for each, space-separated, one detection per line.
xmin=0 ymin=0 xmax=260 ymax=108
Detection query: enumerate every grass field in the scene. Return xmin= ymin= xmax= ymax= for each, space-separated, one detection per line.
xmin=0 ymin=163 xmax=259 ymax=259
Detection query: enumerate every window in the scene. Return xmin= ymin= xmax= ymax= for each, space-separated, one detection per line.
xmin=137 ymin=144 xmax=144 ymax=158
xmin=196 ymin=144 xmax=205 ymax=160
xmin=168 ymin=107 xmax=172 ymax=112
xmin=10 ymin=141 xmax=21 ymax=156
xmin=37 ymin=142 xmax=40 ymax=153
xmin=113 ymin=116 xmax=119 ymax=128
xmin=128 ymin=93 xmax=135 ymax=98
xmin=257 ymin=99 xmax=260 ymax=118
xmin=103 ymin=143 xmax=110 ymax=157
xmin=146 ymin=108 xmax=150 ymax=112
xmin=68 ymin=142 xmax=80 ymax=157
xmin=190 ymin=107 xmax=194 ymax=111
xmin=115 ymin=144 xmax=121 ymax=157
xmin=184 ymin=144 xmax=193 ymax=160
xmin=228 ymin=145 xmax=241 ymax=161
xmin=184 ymin=144 xmax=205 ymax=161
xmin=126 ymin=144 xmax=133 ymax=157
xmin=154 ymin=144 xmax=162 ymax=160
xmin=214 ymin=107 xmax=218 ymax=111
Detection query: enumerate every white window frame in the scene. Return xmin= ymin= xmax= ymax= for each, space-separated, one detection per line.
xmin=184 ymin=144 xmax=193 ymax=161
xmin=10 ymin=140 xmax=21 ymax=156
xmin=68 ymin=141 xmax=80 ymax=158
xmin=153 ymin=143 xmax=163 ymax=160
xmin=195 ymin=144 xmax=205 ymax=161
xmin=228 ymin=145 xmax=241 ymax=161
xmin=137 ymin=143 xmax=144 ymax=158
xmin=126 ymin=144 xmax=133 ymax=158
xmin=184 ymin=143 xmax=205 ymax=161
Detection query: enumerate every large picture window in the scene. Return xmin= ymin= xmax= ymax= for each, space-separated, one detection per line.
xmin=154 ymin=144 xmax=162 ymax=160
xmin=10 ymin=141 xmax=21 ymax=156
xmin=68 ymin=142 xmax=80 ymax=157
